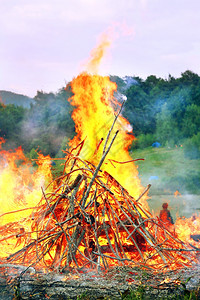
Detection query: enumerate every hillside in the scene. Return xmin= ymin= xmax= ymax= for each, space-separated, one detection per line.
xmin=132 ymin=147 xmax=200 ymax=195
xmin=0 ymin=90 xmax=34 ymax=108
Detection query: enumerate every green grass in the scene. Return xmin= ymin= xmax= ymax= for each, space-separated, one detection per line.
xmin=130 ymin=147 xmax=200 ymax=195
xmin=72 ymin=284 xmax=199 ymax=300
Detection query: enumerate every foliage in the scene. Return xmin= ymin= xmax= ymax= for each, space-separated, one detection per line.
xmin=0 ymin=90 xmax=34 ymax=108
xmin=1 ymin=70 xmax=200 ymax=161
xmin=183 ymin=132 xmax=200 ymax=159
xmin=182 ymin=104 xmax=200 ymax=137
xmin=122 ymin=70 xmax=200 ymax=148
xmin=0 ymin=103 xmax=26 ymax=142
xmin=0 ymin=87 xmax=75 ymax=157
xmin=131 ymin=134 xmax=156 ymax=150
xmin=131 ymin=147 xmax=200 ymax=194
xmin=155 ymin=103 xmax=179 ymax=147
xmin=109 ymin=75 xmax=127 ymax=92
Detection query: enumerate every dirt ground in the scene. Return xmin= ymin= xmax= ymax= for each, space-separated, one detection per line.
xmin=0 ymin=264 xmax=200 ymax=299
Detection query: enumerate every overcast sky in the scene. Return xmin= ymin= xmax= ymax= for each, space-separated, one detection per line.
xmin=1 ymin=0 xmax=200 ymax=97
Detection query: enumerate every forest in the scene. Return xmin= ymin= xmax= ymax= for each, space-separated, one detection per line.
xmin=0 ymin=70 xmax=200 ymax=160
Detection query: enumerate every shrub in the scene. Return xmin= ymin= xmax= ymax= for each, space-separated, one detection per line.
xmin=183 ymin=133 xmax=200 ymax=159
xmin=131 ymin=134 xmax=156 ymax=150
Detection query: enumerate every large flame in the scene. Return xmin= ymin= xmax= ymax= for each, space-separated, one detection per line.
xmin=0 ymin=138 xmax=53 ymax=257
xmin=69 ymin=35 xmax=143 ymax=199
xmin=175 ymin=214 xmax=200 ymax=248
xmin=0 ymin=140 xmax=52 ymax=225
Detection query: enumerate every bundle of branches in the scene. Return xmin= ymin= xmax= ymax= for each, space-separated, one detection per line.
xmin=0 ymin=128 xmax=198 ymax=275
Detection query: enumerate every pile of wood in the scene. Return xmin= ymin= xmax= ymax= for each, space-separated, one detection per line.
xmin=0 ymin=121 xmax=198 ymax=274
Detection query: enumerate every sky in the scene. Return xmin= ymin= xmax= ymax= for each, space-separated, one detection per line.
xmin=1 ymin=0 xmax=200 ymax=97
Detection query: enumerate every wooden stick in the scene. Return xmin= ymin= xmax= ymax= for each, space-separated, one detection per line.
xmin=93 ymin=199 xmax=108 ymax=269
xmin=106 ymin=201 xmax=145 ymax=262
xmin=102 ymin=202 xmax=123 ymax=262
xmin=126 ymin=218 xmax=157 ymax=240
xmin=81 ymin=130 xmax=119 ymax=207
xmin=136 ymin=184 xmax=151 ymax=202
xmin=103 ymin=99 xmax=125 ymax=154
xmin=104 ymin=203 xmax=123 ymax=259
xmin=107 ymin=199 xmax=129 ymax=259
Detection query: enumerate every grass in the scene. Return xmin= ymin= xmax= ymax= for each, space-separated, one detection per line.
xmin=73 ymin=284 xmax=199 ymax=300
xmin=130 ymin=146 xmax=200 ymax=195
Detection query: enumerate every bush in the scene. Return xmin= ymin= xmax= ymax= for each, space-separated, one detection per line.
xmin=131 ymin=133 xmax=156 ymax=150
xmin=183 ymin=133 xmax=200 ymax=159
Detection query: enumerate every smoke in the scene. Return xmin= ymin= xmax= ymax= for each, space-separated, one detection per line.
xmin=123 ymin=76 xmax=138 ymax=89
xmin=20 ymin=92 xmax=74 ymax=157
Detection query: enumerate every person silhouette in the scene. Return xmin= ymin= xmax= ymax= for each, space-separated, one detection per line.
xmin=159 ymin=202 xmax=174 ymax=226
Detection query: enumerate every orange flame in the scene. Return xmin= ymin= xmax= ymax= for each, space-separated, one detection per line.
xmin=175 ymin=214 xmax=200 ymax=247
xmin=85 ymin=32 xmax=112 ymax=74
xmin=0 ymin=140 xmax=53 ymax=258
xmin=69 ymin=34 xmax=143 ymax=200
xmin=0 ymin=139 xmax=52 ymax=225
xmin=174 ymin=190 xmax=181 ymax=197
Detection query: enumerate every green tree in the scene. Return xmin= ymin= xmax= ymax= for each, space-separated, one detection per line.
xmin=182 ymin=104 xmax=200 ymax=137
xmin=0 ymin=104 xmax=26 ymax=142
xmin=156 ymin=103 xmax=179 ymax=146
xmin=123 ymin=85 xmax=153 ymax=135
xmin=179 ymin=70 xmax=200 ymax=86
xmin=183 ymin=132 xmax=200 ymax=159
xmin=21 ymin=88 xmax=75 ymax=156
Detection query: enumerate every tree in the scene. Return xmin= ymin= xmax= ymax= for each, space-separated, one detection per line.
xmin=156 ymin=103 xmax=179 ymax=146
xmin=182 ymin=104 xmax=200 ymax=137
xmin=123 ymin=85 xmax=153 ymax=135
xmin=183 ymin=132 xmax=200 ymax=159
xmin=21 ymin=88 xmax=75 ymax=156
xmin=179 ymin=70 xmax=200 ymax=86
xmin=0 ymin=104 xmax=26 ymax=141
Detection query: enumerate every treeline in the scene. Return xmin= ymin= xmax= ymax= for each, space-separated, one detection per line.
xmin=112 ymin=70 xmax=200 ymax=159
xmin=0 ymin=70 xmax=200 ymax=159
xmin=0 ymin=87 xmax=75 ymax=158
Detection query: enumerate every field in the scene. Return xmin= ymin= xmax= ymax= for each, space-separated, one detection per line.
xmin=131 ymin=146 xmax=200 ymax=220
xmin=132 ymin=146 xmax=200 ymax=195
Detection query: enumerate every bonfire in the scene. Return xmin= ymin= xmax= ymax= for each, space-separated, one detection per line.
xmin=0 ymin=36 xmax=199 ymax=280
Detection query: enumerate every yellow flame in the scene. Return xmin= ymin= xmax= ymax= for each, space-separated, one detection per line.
xmin=175 ymin=214 xmax=200 ymax=247
xmin=85 ymin=32 xmax=112 ymax=74
xmin=0 ymin=141 xmax=52 ymax=225
xmin=68 ymin=33 xmax=143 ymax=200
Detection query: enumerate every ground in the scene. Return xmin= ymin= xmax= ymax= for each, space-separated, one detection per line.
xmin=0 ymin=264 xmax=200 ymax=299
